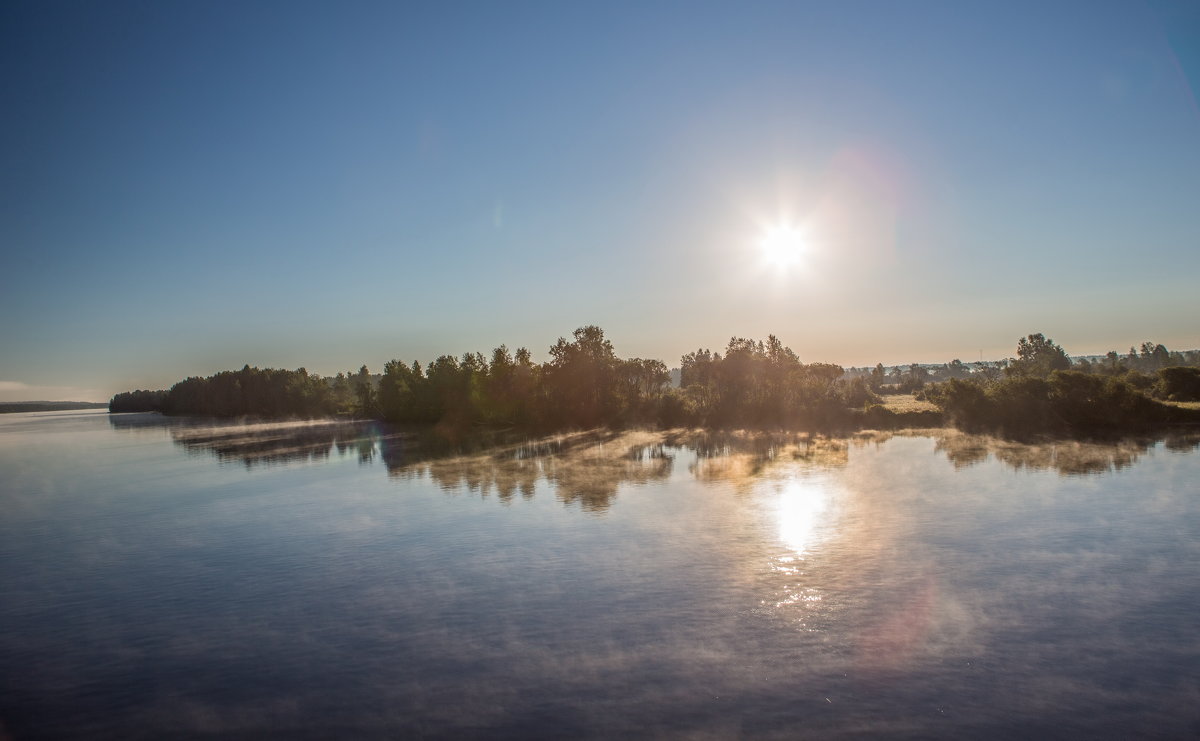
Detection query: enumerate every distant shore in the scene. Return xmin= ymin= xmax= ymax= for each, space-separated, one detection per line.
xmin=0 ymin=401 xmax=108 ymax=414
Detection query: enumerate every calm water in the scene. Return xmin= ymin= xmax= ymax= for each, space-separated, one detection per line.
xmin=1 ymin=411 xmax=1199 ymax=739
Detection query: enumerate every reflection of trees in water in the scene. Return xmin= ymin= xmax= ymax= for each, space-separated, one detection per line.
xmin=112 ymin=413 xmax=1200 ymax=503
xmin=121 ymin=417 xmax=675 ymax=511
xmin=929 ymin=430 xmax=1200 ymax=475
xmin=1163 ymin=434 xmax=1200 ymax=453
xmin=173 ymin=420 xmax=385 ymax=467
xmin=384 ymin=430 xmax=674 ymax=513
xmin=665 ymin=430 xmax=859 ymax=486
xmin=542 ymin=437 xmax=672 ymax=511
xmin=109 ymin=414 xmax=388 ymax=468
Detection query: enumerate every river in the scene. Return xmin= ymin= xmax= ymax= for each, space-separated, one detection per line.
xmin=1 ymin=410 xmax=1198 ymax=739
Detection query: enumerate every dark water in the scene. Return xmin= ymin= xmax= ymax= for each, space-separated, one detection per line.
xmin=1 ymin=411 xmax=1199 ymax=739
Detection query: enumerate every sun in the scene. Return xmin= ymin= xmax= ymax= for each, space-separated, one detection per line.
xmin=760 ymin=224 xmax=806 ymax=268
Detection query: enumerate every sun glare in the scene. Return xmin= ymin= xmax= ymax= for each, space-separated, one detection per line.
xmin=760 ymin=225 xmax=806 ymax=268
xmin=778 ymin=479 xmax=831 ymax=556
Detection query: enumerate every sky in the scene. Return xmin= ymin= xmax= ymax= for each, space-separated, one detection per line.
xmin=2 ymin=0 xmax=1199 ymax=401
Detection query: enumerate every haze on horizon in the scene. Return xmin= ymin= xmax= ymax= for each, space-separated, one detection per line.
xmin=2 ymin=1 xmax=1198 ymax=402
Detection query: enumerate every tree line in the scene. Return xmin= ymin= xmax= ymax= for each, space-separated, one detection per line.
xmin=857 ymin=337 xmax=1200 ymax=395
xmin=109 ymin=326 xmax=873 ymax=429
xmin=109 ymin=367 xmax=336 ymax=417
xmin=921 ymin=333 xmax=1200 ymax=438
xmin=110 ymin=327 xmax=1200 ymax=437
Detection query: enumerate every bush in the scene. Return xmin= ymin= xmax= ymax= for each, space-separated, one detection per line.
xmin=655 ymin=389 xmax=693 ymax=428
xmin=926 ymin=379 xmax=992 ymax=431
xmin=988 ymin=377 xmax=1060 ymax=436
xmin=1157 ymin=367 xmax=1200 ymax=401
xmin=1121 ymin=370 xmax=1156 ymax=392
xmin=838 ymin=376 xmax=880 ymax=409
xmin=923 ymin=372 xmax=1196 ymax=438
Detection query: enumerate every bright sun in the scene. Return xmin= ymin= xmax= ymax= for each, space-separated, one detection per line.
xmin=760 ymin=225 xmax=806 ymax=268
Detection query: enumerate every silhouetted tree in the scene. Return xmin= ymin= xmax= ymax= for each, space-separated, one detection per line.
xmin=353 ymin=366 xmax=377 ymax=418
xmin=869 ymin=363 xmax=887 ymax=390
xmin=109 ymin=389 xmax=168 ymax=412
xmin=544 ymin=326 xmax=619 ymax=427
xmin=1007 ymin=333 xmax=1071 ymax=378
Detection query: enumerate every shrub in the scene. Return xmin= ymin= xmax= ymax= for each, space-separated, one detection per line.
xmin=926 ymin=379 xmax=991 ymax=431
xmin=1157 ymin=367 xmax=1200 ymax=401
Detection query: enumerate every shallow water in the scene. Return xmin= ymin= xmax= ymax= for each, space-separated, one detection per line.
xmin=1 ymin=411 xmax=1198 ymax=739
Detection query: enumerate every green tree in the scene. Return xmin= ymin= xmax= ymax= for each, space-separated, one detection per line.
xmin=869 ymin=363 xmax=887 ymax=389
xmin=615 ymin=357 xmax=670 ymax=422
xmin=545 ymin=326 xmax=619 ymax=427
xmin=353 ymin=365 xmax=377 ymax=418
xmin=680 ymin=348 xmax=718 ymax=388
xmin=1008 ymin=333 xmax=1071 ymax=378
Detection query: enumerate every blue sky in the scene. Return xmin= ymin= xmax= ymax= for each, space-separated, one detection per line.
xmin=2 ymin=0 xmax=1198 ymax=401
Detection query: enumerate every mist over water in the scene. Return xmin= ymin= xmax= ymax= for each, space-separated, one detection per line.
xmin=2 ymin=411 xmax=1199 ymax=739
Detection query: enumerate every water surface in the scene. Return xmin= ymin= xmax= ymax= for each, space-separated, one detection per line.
xmin=1 ymin=411 xmax=1198 ymax=739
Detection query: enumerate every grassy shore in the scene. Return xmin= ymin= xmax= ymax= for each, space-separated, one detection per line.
xmin=880 ymin=394 xmax=940 ymax=414
xmin=1165 ymin=400 xmax=1200 ymax=411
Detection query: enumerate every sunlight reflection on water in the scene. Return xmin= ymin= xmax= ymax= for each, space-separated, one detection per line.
xmin=776 ymin=476 xmax=835 ymax=557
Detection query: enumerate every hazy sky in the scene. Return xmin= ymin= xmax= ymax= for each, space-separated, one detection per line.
xmin=2 ymin=0 xmax=1198 ymax=401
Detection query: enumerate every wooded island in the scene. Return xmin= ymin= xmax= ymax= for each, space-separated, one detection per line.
xmin=110 ymin=327 xmax=1200 ymax=439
